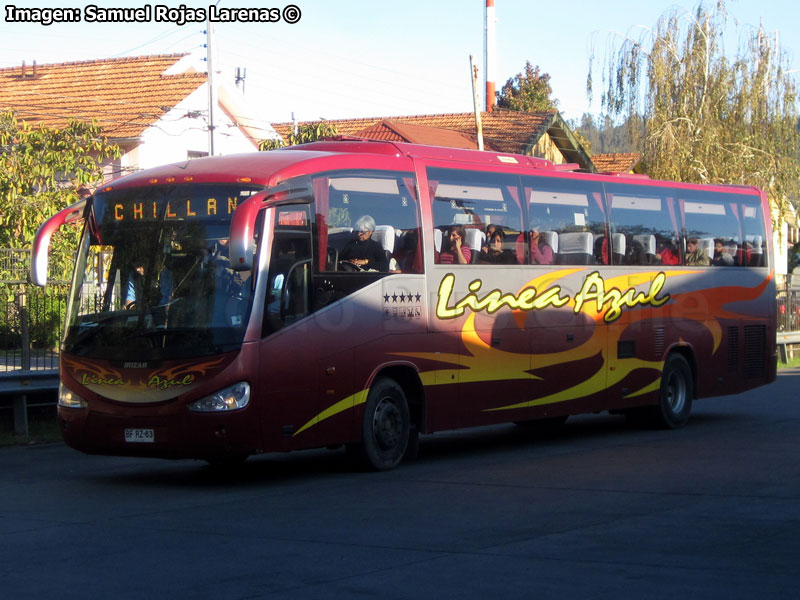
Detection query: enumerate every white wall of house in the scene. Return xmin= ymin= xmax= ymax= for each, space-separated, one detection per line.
xmin=136 ymin=84 xmax=259 ymax=171
xmin=107 ymin=82 xmax=276 ymax=180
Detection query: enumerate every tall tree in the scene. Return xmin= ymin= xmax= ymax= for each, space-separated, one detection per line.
xmin=0 ymin=110 xmax=119 ymax=275
xmin=589 ymin=1 xmax=800 ymax=230
xmin=496 ymin=62 xmax=559 ymax=112
xmin=572 ymin=113 xmax=639 ymax=154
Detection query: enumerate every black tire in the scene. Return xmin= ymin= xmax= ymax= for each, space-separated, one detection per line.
xmin=356 ymin=378 xmax=410 ymax=471
xmin=654 ymin=353 xmax=693 ymax=428
xmin=403 ymin=426 xmax=420 ymax=461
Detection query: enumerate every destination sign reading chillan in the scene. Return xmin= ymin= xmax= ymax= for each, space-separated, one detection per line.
xmin=112 ymin=197 xmax=240 ymax=221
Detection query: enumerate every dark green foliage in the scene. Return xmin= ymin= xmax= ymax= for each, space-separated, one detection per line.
xmin=496 ymin=62 xmax=559 ymax=112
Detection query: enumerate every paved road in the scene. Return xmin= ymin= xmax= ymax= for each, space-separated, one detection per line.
xmin=2 ymin=371 xmax=799 ymax=600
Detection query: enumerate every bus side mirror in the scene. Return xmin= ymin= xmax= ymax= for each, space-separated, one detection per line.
xmin=31 ymin=199 xmax=87 ymax=286
xmin=229 ymin=193 xmax=267 ymax=271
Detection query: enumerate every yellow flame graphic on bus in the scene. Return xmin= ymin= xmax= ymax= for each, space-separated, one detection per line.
xmin=292 ymin=269 xmax=772 ymax=436
xmin=397 ymin=269 xmax=772 ymax=412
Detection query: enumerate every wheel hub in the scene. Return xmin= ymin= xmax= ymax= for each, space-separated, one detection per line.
xmin=666 ymin=372 xmax=686 ymax=413
xmin=373 ymin=398 xmax=402 ymax=450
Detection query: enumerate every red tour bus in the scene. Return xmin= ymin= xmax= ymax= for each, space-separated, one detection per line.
xmin=32 ymin=140 xmax=777 ymax=470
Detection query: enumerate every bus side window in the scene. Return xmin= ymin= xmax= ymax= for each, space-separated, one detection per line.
xmin=316 ymin=172 xmax=421 ymax=275
xmin=524 ymin=177 xmax=606 ymax=265
xmin=428 ymin=167 xmax=524 ymax=266
xmin=605 ymin=187 xmax=673 ymax=266
xmin=680 ymin=191 xmax=758 ymax=268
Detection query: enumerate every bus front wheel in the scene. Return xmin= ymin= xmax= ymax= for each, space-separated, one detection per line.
xmin=355 ymin=378 xmax=410 ymax=471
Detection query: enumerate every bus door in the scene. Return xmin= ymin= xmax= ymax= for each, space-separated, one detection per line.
xmin=258 ymin=202 xmax=320 ymax=450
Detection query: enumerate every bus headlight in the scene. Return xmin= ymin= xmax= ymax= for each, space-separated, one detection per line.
xmin=58 ymin=382 xmax=87 ymax=408
xmin=188 ymin=382 xmax=250 ymax=412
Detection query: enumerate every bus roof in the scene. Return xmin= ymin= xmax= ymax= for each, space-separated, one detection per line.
xmin=98 ymin=138 xmax=763 ymax=197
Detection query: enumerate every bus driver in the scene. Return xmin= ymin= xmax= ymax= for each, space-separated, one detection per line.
xmin=340 ymin=215 xmax=389 ymax=271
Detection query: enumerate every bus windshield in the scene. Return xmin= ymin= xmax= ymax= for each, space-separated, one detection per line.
xmin=63 ymin=183 xmax=263 ymax=361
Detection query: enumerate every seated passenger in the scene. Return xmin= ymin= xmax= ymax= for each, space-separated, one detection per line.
xmin=530 ymin=227 xmax=554 ymax=265
xmin=339 ymin=215 xmax=389 ymax=271
xmin=393 ymin=229 xmax=420 ymax=273
xmin=437 ymin=225 xmax=471 ymax=264
xmin=124 ymin=263 xmax=145 ymax=308
xmin=712 ymin=238 xmax=734 ymax=266
xmin=481 ymin=225 xmax=499 ymax=253
xmin=478 ymin=229 xmax=517 ymax=264
xmin=655 ymin=238 xmax=680 ymax=265
xmin=625 ymin=239 xmax=648 ymax=266
xmin=685 ymin=237 xmax=710 ymax=266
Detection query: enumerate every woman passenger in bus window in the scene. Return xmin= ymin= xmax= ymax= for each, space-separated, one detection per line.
xmin=478 ymin=229 xmax=517 ymax=264
xmin=437 ymin=225 xmax=471 ymax=264
xmin=530 ymin=227 xmax=554 ymax=265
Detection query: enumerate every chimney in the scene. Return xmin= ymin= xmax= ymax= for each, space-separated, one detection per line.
xmin=484 ymin=0 xmax=496 ymax=111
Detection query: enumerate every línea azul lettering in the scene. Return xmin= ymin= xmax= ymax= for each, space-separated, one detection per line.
xmin=436 ymin=274 xmax=570 ymax=319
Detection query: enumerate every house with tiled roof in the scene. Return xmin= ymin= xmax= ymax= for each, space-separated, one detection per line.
xmin=272 ymin=110 xmax=596 ymax=171
xmin=0 ymin=53 xmax=278 ymax=181
xmin=591 ymin=152 xmax=642 ymax=174
xmin=355 ymin=119 xmax=497 ymax=151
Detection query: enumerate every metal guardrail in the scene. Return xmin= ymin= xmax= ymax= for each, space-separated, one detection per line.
xmin=776 ymin=330 xmax=800 ymax=363
xmin=1 ymin=249 xmax=68 ymax=436
xmin=0 ymin=371 xmax=59 ymax=436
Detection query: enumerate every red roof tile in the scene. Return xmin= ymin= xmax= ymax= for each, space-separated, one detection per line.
xmin=0 ymin=54 xmax=206 ymax=139
xmin=354 ymin=119 xmax=498 ymax=151
xmin=272 ymin=110 xmax=555 ymax=155
xmin=591 ymin=152 xmax=642 ymax=173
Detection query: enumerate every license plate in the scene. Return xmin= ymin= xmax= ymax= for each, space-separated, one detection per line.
xmin=125 ymin=428 xmax=154 ymax=443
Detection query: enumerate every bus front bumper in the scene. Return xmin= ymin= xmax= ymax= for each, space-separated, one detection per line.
xmin=58 ymin=405 xmax=261 ymax=460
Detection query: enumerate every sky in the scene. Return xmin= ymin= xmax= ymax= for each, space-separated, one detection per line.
xmin=1 ymin=0 xmax=798 ymax=126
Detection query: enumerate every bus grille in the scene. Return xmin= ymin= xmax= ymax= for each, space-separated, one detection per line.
xmin=727 ymin=326 xmax=739 ymax=373
xmin=743 ymin=325 xmax=766 ymax=379
xmin=654 ymin=327 xmax=664 ymax=356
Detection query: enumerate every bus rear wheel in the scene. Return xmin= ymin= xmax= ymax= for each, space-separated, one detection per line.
xmin=655 ymin=353 xmax=693 ymax=428
xmin=628 ymin=353 xmax=693 ymax=429
xmin=354 ymin=378 xmax=410 ymax=471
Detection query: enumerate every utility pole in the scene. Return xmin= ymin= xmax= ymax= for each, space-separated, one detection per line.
xmin=206 ymin=17 xmax=217 ymax=156
xmin=470 ymin=55 xmax=485 ymax=151
xmin=484 ymin=0 xmax=496 ymax=112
